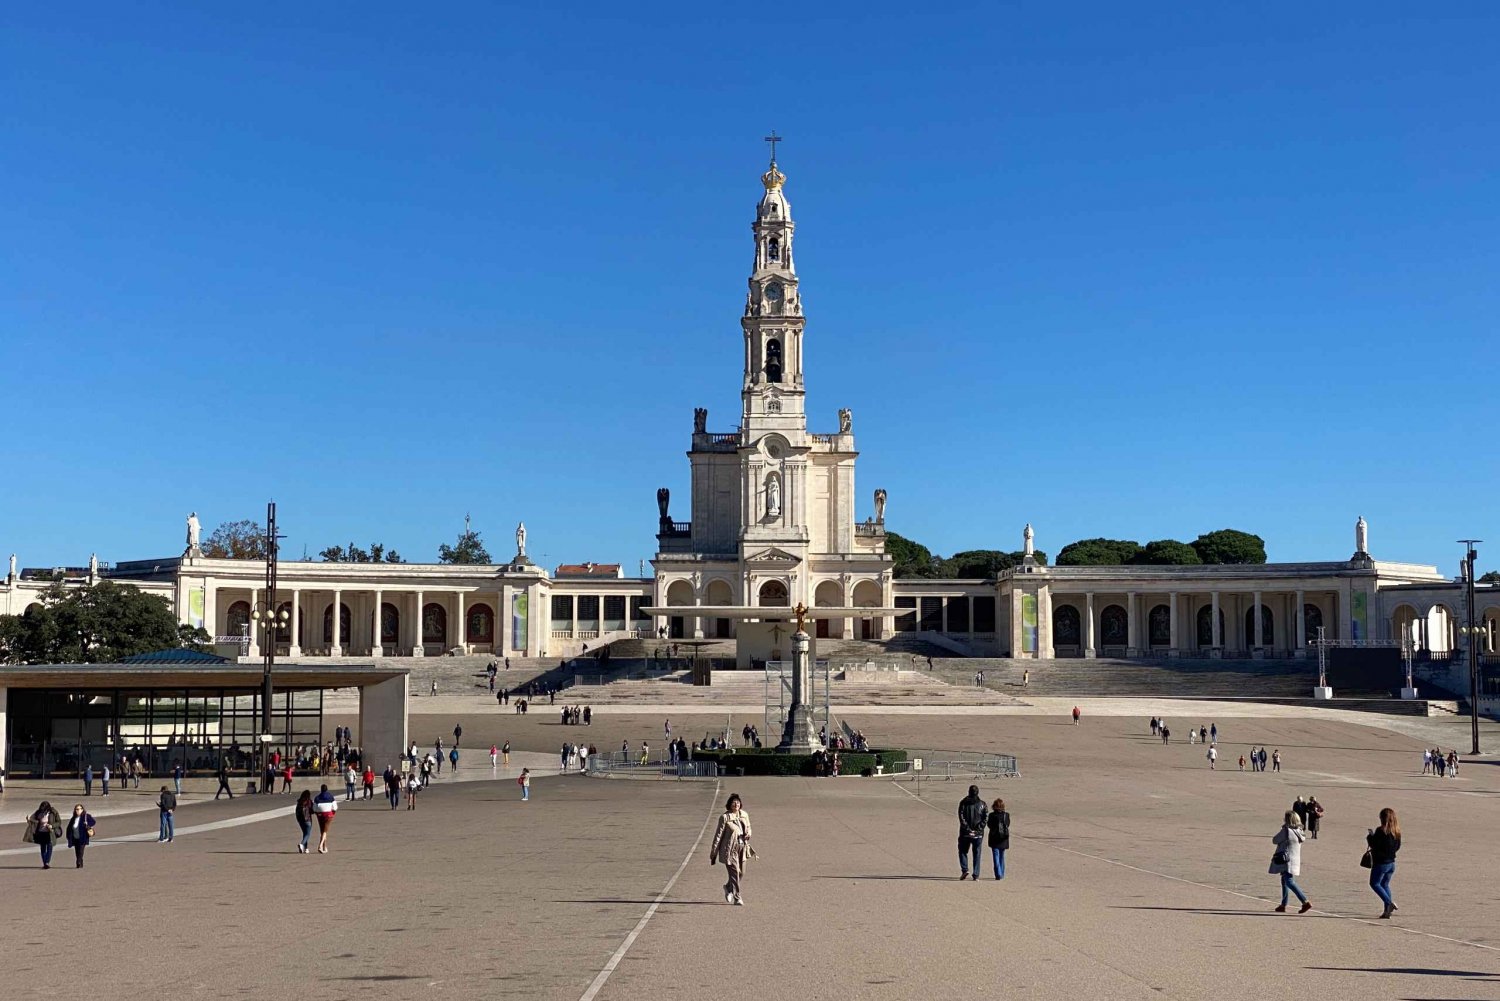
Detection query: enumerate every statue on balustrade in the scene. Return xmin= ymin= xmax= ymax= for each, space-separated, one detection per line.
xmin=838 ymin=408 xmax=852 ymax=434
xmin=693 ymin=407 xmax=707 ymax=433
xmin=874 ymin=488 xmax=887 ymax=523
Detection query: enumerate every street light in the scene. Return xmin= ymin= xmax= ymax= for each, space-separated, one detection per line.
xmin=252 ymin=502 xmax=286 ymax=790
xmin=1458 ymin=540 xmax=1482 ymax=756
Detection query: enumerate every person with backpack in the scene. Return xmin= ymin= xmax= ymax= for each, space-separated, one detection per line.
xmin=518 ymin=768 xmax=531 ymax=801
xmin=957 ymin=785 xmax=987 ymax=881
xmin=215 ymin=758 xmax=233 ymax=799
xmin=986 ymin=798 xmax=1011 ymax=879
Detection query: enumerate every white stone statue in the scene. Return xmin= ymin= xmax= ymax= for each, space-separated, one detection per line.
xmin=8 ymin=553 xmax=15 ymax=579
xmin=874 ymin=488 xmax=887 ymax=523
xmin=515 ymin=521 xmax=527 ymax=556
xmin=1024 ymin=523 xmax=1035 ymax=557
xmin=1355 ymin=515 xmax=1368 ymax=554
xmin=186 ymin=512 xmax=201 ymax=551
xmin=838 ymin=408 xmax=852 ymax=434
xmin=766 ymin=475 xmax=782 ymax=519
xmin=89 ymin=552 xmax=98 ymax=576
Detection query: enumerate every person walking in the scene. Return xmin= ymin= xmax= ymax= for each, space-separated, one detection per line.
xmin=312 ymin=784 xmax=338 ymax=853
xmin=501 ymin=741 xmax=511 ymax=767
xmin=344 ymin=764 xmax=357 ymax=801
xmin=1366 ymin=807 xmax=1401 ymax=918
xmin=1269 ymin=810 xmax=1311 ymax=913
xmin=1272 ymin=749 xmax=1282 ymax=773
xmin=215 ymin=759 xmax=234 ymax=800
xmin=1306 ymin=796 xmax=1324 ymax=839
xmin=1022 ymin=668 xmax=1029 ymax=687
xmin=173 ymin=761 xmax=184 ymax=795
xmin=281 ymin=763 xmax=294 ymax=794
xmin=1238 ymin=753 xmax=1246 ymax=772
xmin=453 ymin=723 xmax=462 ymax=748
xmin=294 ymin=790 xmax=314 ymax=853
xmin=65 ymin=804 xmax=96 ymax=868
xmin=957 ymin=785 xmax=988 ymax=881
xmin=1207 ymin=745 xmax=1218 ymax=770
xmin=1071 ymin=706 xmax=1081 ymax=725
xmin=405 ymin=771 xmax=420 ymax=810
xmin=1421 ymin=748 xmax=1431 ymax=775
xmin=101 ymin=763 xmax=110 ymax=796
xmin=518 ymin=768 xmax=531 ymax=801
xmin=83 ymin=763 xmax=94 ymax=797
xmin=986 ymin=798 xmax=1011 ymax=880
xmin=489 ymin=744 xmax=498 ymax=768
xmin=157 ymin=786 xmax=177 ymax=843
xmin=708 ymin=792 xmax=754 ymax=905
xmin=362 ymin=765 xmax=376 ymax=800
xmin=448 ymin=746 xmax=459 ymax=772
xmin=26 ymin=801 xmax=62 ymax=869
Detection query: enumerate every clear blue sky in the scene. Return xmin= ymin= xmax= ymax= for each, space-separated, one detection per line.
xmin=3 ymin=3 xmax=1496 ymax=576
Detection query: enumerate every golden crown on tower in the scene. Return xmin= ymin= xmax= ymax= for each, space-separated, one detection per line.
xmin=761 ymin=163 xmax=786 ymax=191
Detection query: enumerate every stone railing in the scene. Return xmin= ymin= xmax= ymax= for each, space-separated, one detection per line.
xmin=811 ymin=434 xmax=835 ymax=445
xmin=855 ymin=523 xmax=885 ymax=538
xmin=658 ymin=521 xmax=691 ymax=537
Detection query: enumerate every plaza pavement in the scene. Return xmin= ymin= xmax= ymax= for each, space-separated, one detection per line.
xmin=3 ymin=705 xmax=1497 ymax=1000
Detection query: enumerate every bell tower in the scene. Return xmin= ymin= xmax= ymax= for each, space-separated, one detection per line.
xmin=742 ymin=137 xmax=806 ymax=434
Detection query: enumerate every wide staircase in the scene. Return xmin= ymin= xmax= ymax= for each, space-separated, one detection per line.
xmin=311 ymin=655 xmax=571 ymax=697
xmin=579 ymin=668 xmax=1021 ymax=707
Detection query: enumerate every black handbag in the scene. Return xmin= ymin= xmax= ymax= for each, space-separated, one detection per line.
xmin=1359 ymin=849 xmax=1373 ymax=869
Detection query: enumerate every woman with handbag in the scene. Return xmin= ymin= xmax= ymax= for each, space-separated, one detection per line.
xmin=708 ymin=792 xmax=753 ymax=906
xmin=65 ymin=804 xmax=97 ymax=868
xmin=26 ymin=801 xmax=63 ymax=869
xmin=1365 ymin=808 xmax=1401 ymax=918
xmin=986 ymin=798 xmax=1011 ymax=879
xmin=1269 ymin=810 xmax=1312 ymax=913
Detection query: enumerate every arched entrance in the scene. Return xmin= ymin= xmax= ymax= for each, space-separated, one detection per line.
xmin=665 ymin=580 xmax=694 ymax=640
xmin=758 ymin=579 xmax=789 ymax=607
xmin=467 ymin=602 xmax=495 ymax=646
xmin=422 ymin=603 xmax=448 ymax=648
xmin=1054 ymin=604 xmax=1081 ymax=654
xmin=705 ymin=579 xmax=734 ymax=638
xmin=1147 ymin=604 xmax=1171 ymax=650
xmin=1196 ymin=605 xmax=1225 ymax=649
xmin=226 ymin=601 xmax=251 ymax=641
xmin=852 ymin=579 xmax=882 ymax=640
xmin=1303 ymin=604 xmax=1324 ymax=646
xmin=323 ymin=602 xmax=351 ymax=649
xmin=814 ymin=580 xmax=843 ymax=639
xmin=380 ymin=602 xmax=400 ymax=651
xmin=1099 ymin=604 xmax=1127 ymax=650
xmin=1390 ymin=604 xmax=1419 ymax=650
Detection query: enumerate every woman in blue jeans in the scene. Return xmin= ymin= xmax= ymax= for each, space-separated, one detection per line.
xmin=294 ymin=790 xmax=314 ymax=854
xmin=1269 ymin=810 xmax=1312 ymax=913
xmin=1366 ymin=807 xmax=1401 ymax=919
xmin=986 ymin=798 xmax=1011 ymax=879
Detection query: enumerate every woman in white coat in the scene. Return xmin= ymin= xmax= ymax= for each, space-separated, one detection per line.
xmin=1270 ymin=810 xmax=1311 ymax=913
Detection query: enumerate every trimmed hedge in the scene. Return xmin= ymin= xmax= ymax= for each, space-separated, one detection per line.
xmin=692 ymin=747 xmax=908 ymax=777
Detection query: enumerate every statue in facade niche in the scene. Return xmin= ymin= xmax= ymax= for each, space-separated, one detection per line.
xmin=693 ymin=408 xmax=708 ymax=433
xmin=515 ymin=522 xmax=527 ymax=557
xmin=657 ymin=487 xmax=670 ymax=520
xmin=838 ymin=408 xmax=852 ymax=433
xmin=186 ymin=512 xmax=201 ymax=551
xmin=874 ymin=488 xmax=887 ymax=523
xmin=766 ymin=476 xmax=782 ymax=519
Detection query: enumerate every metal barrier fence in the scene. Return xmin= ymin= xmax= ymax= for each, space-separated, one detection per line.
xmin=886 ymin=749 xmax=1020 ymax=780
xmin=584 ymin=755 xmax=720 ymax=779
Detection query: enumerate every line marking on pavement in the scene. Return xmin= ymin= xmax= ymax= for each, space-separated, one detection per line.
xmin=0 ymin=805 xmax=295 ymax=856
xmin=888 ymin=779 xmax=1500 ymax=955
xmin=578 ymin=779 xmax=722 ymax=1001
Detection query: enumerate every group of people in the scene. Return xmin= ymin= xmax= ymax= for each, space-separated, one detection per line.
xmin=559 ymin=742 xmax=593 ymax=770
xmin=957 ymin=785 xmax=1012 ymax=880
xmin=484 ymin=658 xmax=512 ymax=692
xmin=1271 ymin=805 xmax=1402 ymax=919
xmin=1422 ymin=747 xmax=1460 ymax=777
xmin=1241 ymin=746 xmax=1281 ymax=772
xmin=559 ymin=705 xmax=592 ymax=726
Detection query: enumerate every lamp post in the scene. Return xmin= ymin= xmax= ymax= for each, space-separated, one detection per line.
xmin=250 ymin=502 xmax=286 ymax=786
xmin=1457 ymin=540 xmax=1482 ymax=756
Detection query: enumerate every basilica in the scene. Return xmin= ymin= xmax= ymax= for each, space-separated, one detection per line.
xmin=2 ymin=157 xmax=1495 ymax=667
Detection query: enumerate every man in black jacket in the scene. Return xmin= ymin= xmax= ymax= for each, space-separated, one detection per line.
xmin=957 ymin=785 xmax=988 ymax=881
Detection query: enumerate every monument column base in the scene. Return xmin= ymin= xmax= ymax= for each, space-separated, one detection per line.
xmin=1401 ymin=686 xmax=1420 ymax=700
xmin=1293 ymin=649 xmax=1308 ymax=660
xmin=776 ymin=703 xmax=822 ymax=754
xmin=409 ymin=645 xmax=425 ymax=658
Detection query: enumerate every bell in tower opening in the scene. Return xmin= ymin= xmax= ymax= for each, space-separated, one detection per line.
xmin=766 ymin=338 xmax=783 ymax=383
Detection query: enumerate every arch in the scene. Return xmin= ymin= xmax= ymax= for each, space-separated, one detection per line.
xmin=467 ymin=602 xmax=495 ymax=644
xmin=852 ymin=579 xmax=883 ymax=640
xmin=814 ymin=580 xmax=844 ymax=639
xmin=705 ymin=578 xmax=734 ymax=639
xmin=664 ymin=579 xmax=694 ymax=640
xmin=1244 ymin=604 xmax=1273 ymax=649
xmin=380 ymin=602 xmax=401 ymax=646
xmin=766 ymin=338 xmax=783 ymax=383
xmin=1424 ymin=604 xmax=1455 ymax=653
xmin=767 ymin=237 xmax=780 ymax=261
xmin=275 ymin=601 xmax=294 ymax=643
xmin=1099 ymin=604 xmax=1127 ymax=645
xmin=226 ymin=600 xmax=251 ymax=639
xmin=421 ymin=602 xmax=448 ymax=645
xmin=1147 ymin=604 xmax=1171 ymax=647
xmin=758 ymin=579 xmax=789 ymax=607
xmin=1303 ymin=603 xmax=1323 ymax=645
xmin=1389 ymin=603 xmax=1419 ymax=649
xmin=323 ymin=602 xmax=351 ymax=645
xmin=1054 ymin=604 xmax=1081 ymax=646
xmin=1481 ymin=606 xmax=1500 ymax=653
xmin=1196 ymin=605 xmax=1225 ymax=648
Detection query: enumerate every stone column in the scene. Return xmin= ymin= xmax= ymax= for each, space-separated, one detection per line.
xmin=1126 ymin=591 xmax=1139 ymax=657
xmin=693 ymin=594 xmax=704 ymax=640
xmin=289 ymin=589 xmax=302 ymax=658
xmin=358 ymin=675 xmax=408 ymax=774
xmin=1210 ymin=590 xmax=1222 ymax=657
xmin=372 ymin=590 xmax=383 ymax=657
xmin=1038 ymin=584 xmax=1054 ymax=659
xmin=330 ymin=589 xmax=343 ymax=656
xmin=1252 ymin=590 xmax=1264 ymax=657
xmin=776 ymin=629 xmax=820 ymax=752
xmin=570 ymin=596 xmax=578 ymax=641
xmin=501 ymin=583 xmax=514 ymax=654
xmin=247 ymin=586 xmax=261 ymax=660
xmin=1083 ymin=592 xmax=1096 ymax=659
xmin=412 ymin=590 xmax=425 ymax=657
xmin=1293 ymin=591 xmax=1306 ymax=658
xmin=457 ymin=591 xmax=467 ymax=654
xmin=1168 ymin=591 xmax=1180 ymax=657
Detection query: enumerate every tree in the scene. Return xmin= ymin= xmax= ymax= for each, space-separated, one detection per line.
xmin=945 ymin=549 xmax=1048 ymax=577
xmin=1133 ymin=539 xmax=1202 ymax=565
xmin=0 ymin=580 xmax=186 ymax=664
xmin=1479 ymin=571 xmax=1500 ymax=584
xmin=1056 ymin=538 xmax=1142 ymax=566
xmin=1191 ymin=529 xmax=1267 ymax=565
xmin=438 ymin=528 xmax=491 ymax=565
xmin=320 ymin=543 xmax=403 ymax=563
xmin=203 ymin=519 xmax=267 ymax=559
xmin=886 ymin=531 xmax=940 ymax=578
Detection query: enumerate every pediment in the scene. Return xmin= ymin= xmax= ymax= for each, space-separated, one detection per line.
xmin=744 ymin=547 xmax=802 ymax=565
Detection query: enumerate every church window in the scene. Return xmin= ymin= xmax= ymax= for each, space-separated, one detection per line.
xmin=767 ymin=398 xmax=781 ymax=413
xmin=768 ymin=238 xmax=779 ymax=261
xmin=766 ymin=339 xmax=783 ymax=383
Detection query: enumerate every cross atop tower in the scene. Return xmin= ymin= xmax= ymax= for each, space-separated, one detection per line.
xmin=763 ymin=131 xmax=782 ymax=166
